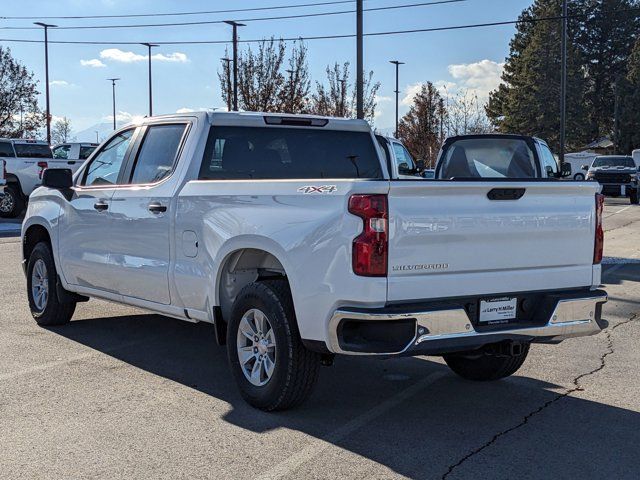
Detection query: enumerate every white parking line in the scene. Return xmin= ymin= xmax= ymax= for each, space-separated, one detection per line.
xmin=257 ymin=371 xmax=445 ymax=480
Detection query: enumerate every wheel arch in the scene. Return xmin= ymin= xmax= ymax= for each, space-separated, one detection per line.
xmin=215 ymin=246 xmax=291 ymax=325
xmin=23 ymin=223 xmax=52 ymax=265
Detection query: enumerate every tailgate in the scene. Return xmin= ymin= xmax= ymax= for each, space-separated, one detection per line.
xmin=387 ymin=181 xmax=600 ymax=302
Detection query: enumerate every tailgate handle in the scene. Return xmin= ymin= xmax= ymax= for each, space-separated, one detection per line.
xmin=487 ymin=188 xmax=526 ymax=201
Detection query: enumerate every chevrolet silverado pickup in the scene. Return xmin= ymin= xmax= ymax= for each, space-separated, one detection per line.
xmin=22 ymin=112 xmax=607 ymax=411
xmin=435 ymin=134 xmax=570 ymax=179
xmin=0 ymin=139 xmax=52 ymax=218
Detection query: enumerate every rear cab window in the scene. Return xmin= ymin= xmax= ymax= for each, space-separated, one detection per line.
xmin=438 ymin=137 xmax=538 ymax=179
xmin=592 ymin=156 xmax=635 ymax=168
xmin=0 ymin=141 xmax=15 ymax=158
xmin=199 ymin=126 xmax=382 ymax=180
xmin=79 ymin=145 xmax=97 ymax=160
xmin=53 ymin=145 xmax=71 ymax=159
xmin=13 ymin=143 xmax=52 ymax=159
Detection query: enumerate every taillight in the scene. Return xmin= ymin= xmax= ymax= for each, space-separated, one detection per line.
xmin=348 ymin=194 xmax=388 ymax=276
xmin=594 ymin=193 xmax=604 ymax=264
xmin=37 ymin=161 xmax=48 ymax=179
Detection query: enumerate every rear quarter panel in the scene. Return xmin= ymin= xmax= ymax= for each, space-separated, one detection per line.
xmin=174 ymin=179 xmax=388 ymax=342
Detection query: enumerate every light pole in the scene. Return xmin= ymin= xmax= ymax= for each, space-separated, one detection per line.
xmin=95 ymin=131 xmax=99 ymax=143
xmin=356 ymin=0 xmax=364 ymax=119
xmin=224 ymin=21 xmax=245 ymax=111
xmin=389 ymin=60 xmax=404 ymax=138
xmin=107 ymin=78 xmax=120 ymax=130
xmin=141 ymin=43 xmax=158 ymax=116
xmin=221 ymin=57 xmax=233 ymax=111
xmin=559 ymin=0 xmax=568 ymax=167
xmin=34 ymin=22 xmax=57 ymax=144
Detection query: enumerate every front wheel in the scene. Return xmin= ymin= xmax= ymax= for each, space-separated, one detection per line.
xmin=0 ymin=185 xmax=25 ymax=218
xmin=573 ymin=173 xmax=585 ymax=181
xmin=630 ymin=189 xmax=639 ymax=205
xmin=27 ymin=242 xmax=76 ymax=326
xmin=227 ymin=279 xmax=321 ymax=411
xmin=443 ymin=343 xmax=530 ymax=381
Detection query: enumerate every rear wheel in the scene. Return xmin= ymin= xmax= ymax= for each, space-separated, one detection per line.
xmin=27 ymin=242 xmax=76 ymax=326
xmin=227 ymin=279 xmax=321 ymax=411
xmin=0 ymin=185 xmax=25 ymax=218
xmin=443 ymin=342 xmax=530 ymax=381
xmin=573 ymin=173 xmax=585 ymax=181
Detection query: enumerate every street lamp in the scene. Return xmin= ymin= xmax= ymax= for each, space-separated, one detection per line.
xmin=389 ymin=60 xmax=405 ymax=138
xmin=224 ymin=21 xmax=245 ymax=111
xmin=107 ymin=78 xmax=120 ymax=130
xmin=34 ymin=22 xmax=57 ymax=144
xmin=141 ymin=43 xmax=158 ymax=116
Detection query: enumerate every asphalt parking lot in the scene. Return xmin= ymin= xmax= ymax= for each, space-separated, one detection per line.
xmin=1 ymin=198 xmax=639 ymax=480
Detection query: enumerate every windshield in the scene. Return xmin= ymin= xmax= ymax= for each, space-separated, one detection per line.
xmin=592 ymin=156 xmax=635 ymax=168
xmin=439 ymin=137 xmax=537 ymax=179
xmin=14 ymin=143 xmax=53 ymax=159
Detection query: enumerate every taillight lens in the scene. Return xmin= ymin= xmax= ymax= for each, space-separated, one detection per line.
xmin=594 ymin=193 xmax=604 ymax=264
xmin=37 ymin=161 xmax=48 ymax=179
xmin=348 ymin=194 xmax=388 ymax=276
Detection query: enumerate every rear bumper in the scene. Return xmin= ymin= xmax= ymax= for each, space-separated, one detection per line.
xmin=327 ymin=289 xmax=607 ymax=356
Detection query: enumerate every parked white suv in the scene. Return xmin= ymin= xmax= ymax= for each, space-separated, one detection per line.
xmin=22 ymin=112 xmax=608 ymax=410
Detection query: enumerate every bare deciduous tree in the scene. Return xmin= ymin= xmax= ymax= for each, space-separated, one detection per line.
xmin=310 ymin=62 xmax=381 ymax=123
xmin=51 ymin=117 xmax=74 ymax=144
xmin=218 ymin=39 xmax=310 ymax=114
xmin=445 ymin=88 xmax=493 ymax=136
xmin=0 ymin=46 xmax=44 ymax=138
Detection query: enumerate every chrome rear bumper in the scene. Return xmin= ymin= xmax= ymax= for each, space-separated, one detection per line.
xmin=328 ymin=291 xmax=607 ymax=356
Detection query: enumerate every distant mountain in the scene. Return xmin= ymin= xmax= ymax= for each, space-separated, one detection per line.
xmin=73 ymin=122 xmax=125 ymax=143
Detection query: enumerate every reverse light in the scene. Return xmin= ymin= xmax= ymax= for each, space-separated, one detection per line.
xmin=594 ymin=193 xmax=604 ymax=264
xmin=348 ymin=194 xmax=388 ymax=277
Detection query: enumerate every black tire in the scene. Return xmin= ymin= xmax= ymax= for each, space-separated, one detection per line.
xmin=443 ymin=343 xmax=530 ymax=381
xmin=573 ymin=173 xmax=585 ymax=181
xmin=227 ymin=279 xmax=321 ymax=411
xmin=630 ymin=190 xmax=639 ymax=205
xmin=0 ymin=185 xmax=25 ymax=218
xmin=27 ymin=242 xmax=76 ymax=326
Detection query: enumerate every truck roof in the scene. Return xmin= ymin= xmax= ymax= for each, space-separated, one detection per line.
xmin=444 ymin=133 xmax=547 ymax=144
xmin=132 ymin=111 xmax=372 ymax=132
xmin=0 ymin=138 xmax=48 ymax=145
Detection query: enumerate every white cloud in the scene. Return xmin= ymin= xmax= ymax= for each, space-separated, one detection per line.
xmin=446 ymin=59 xmax=505 ymax=100
xmin=50 ymin=80 xmax=74 ymax=87
xmin=375 ymin=95 xmax=392 ymax=103
xmin=99 ymin=48 xmax=189 ymax=64
xmin=401 ymin=60 xmax=505 ymax=107
xmin=176 ymin=108 xmax=196 ymax=114
xmin=102 ymin=111 xmax=145 ymax=124
xmin=80 ymin=58 xmax=106 ymax=68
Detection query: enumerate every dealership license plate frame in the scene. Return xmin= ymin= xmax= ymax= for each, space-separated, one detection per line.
xmin=479 ymin=297 xmax=518 ymax=324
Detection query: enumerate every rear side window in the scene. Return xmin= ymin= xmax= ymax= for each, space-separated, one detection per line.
xmin=439 ymin=138 xmax=537 ymax=179
xmin=79 ymin=146 xmax=97 ymax=160
xmin=0 ymin=142 xmax=14 ymax=157
xmin=392 ymin=142 xmax=418 ymax=175
xmin=199 ymin=126 xmax=382 ymax=180
xmin=14 ymin=143 xmax=52 ymax=159
xmin=129 ymin=124 xmax=187 ymax=184
xmin=53 ymin=145 xmax=70 ymax=159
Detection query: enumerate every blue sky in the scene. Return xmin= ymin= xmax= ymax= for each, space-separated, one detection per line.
xmin=0 ymin=0 xmax=533 ymax=137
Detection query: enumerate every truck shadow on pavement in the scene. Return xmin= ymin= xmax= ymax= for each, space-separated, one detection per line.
xmin=49 ymin=313 xmax=640 ymax=479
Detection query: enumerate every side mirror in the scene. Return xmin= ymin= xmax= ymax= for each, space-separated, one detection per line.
xmin=42 ymin=168 xmax=73 ymax=189
xmin=560 ymin=163 xmax=572 ymax=178
xmin=581 ymin=164 xmax=590 ymax=170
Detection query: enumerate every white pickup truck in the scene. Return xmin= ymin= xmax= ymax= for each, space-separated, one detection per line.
xmin=22 ymin=112 xmax=607 ymax=411
xmin=0 ymin=139 xmax=53 ymax=218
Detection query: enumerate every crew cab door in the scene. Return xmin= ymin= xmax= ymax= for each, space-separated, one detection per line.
xmin=58 ymin=128 xmax=137 ymax=291
xmin=107 ymin=122 xmax=190 ymax=305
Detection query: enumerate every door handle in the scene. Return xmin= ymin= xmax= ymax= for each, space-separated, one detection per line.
xmin=148 ymin=202 xmax=167 ymax=214
xmin=94 ymin=201 xmax=109 ymax=211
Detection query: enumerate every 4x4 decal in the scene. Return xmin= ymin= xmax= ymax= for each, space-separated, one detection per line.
xmin=297 ymin=185 xmax=337 ymax=194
